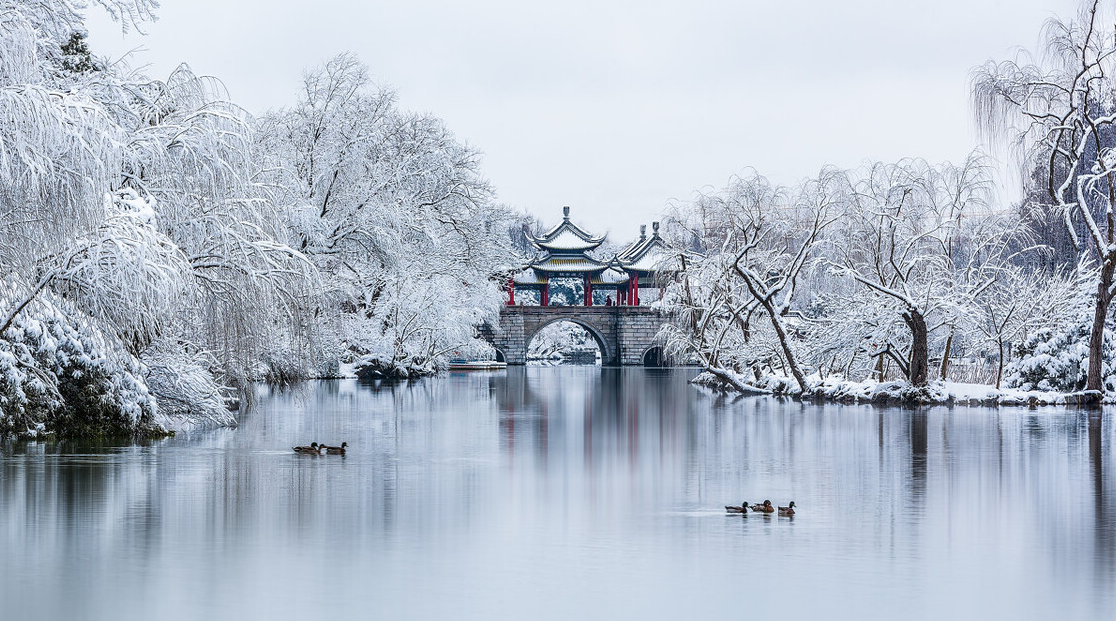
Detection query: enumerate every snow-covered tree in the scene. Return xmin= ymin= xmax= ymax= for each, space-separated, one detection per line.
xmin=1 ymin=0 xmax=321 ymax=433
xmin=257 ymin=53 xmax=515 ymax=376
xmin=973 ymin=265 xmax=1081 ymax=388
xmin=827 ymin=155 xmax=1026 ymax=387
xmin=660 ymin=170 xmax=838 ymax=391
xmin=1004 ymin=271 xmax=1116 ymax=393
xmin=972 ymin=0 xmax=1116 ymax=395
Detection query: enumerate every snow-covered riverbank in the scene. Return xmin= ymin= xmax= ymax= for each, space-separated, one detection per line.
xmin=692 ymin=369 xmax=1105 ymax=406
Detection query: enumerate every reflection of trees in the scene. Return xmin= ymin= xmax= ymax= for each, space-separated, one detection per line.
xmin=3 ymin=375 xmax=1115 ymax=615
xmin=909 ymin=409 xmax=928 ymax=505
xmin=1089 ymin=412 xmax=1114 ymax=585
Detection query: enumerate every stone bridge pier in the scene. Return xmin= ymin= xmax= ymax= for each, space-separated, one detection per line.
xmin=479 ymin=306 xmax=669 ymax=366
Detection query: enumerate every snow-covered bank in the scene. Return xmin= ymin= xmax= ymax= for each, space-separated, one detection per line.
xmin=691 ymin=369 xmax=1105 ymax=406
xmin=352 ymin=354 xmax=439 ymax=380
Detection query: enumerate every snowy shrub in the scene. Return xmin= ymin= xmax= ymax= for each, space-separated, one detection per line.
xmin=1004 ymin=322 xmax=1116 ymax=393
xmin=0 ymin=286 xmax=159 ymax=437
xmin=0 ymin=347 xmax=60 ymax=436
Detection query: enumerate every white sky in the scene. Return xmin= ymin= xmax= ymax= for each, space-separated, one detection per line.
xmin=86 ymin=0 xmax=1077 ymax=240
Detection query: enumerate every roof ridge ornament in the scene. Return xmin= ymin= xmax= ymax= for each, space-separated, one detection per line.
xmin=527 ymin=206 xmax=606 ymax=252
xmin=639 ymin=224 xmax=646 ymax=240
xmin=652 ymin=221 xmax=659 ymax=238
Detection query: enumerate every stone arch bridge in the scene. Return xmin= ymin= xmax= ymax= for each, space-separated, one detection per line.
xmin=479 ymin=306 xmax=669 ymax=366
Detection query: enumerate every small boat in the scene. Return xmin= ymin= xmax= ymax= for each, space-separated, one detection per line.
xmin=448 ymin=359 xmax=507 ymax=371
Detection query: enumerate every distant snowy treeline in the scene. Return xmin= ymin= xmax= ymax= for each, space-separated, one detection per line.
xmin=657 ymin=2 xmax=1116 ymax=401
xmin=0 ymin=1 xmax=517 ymax=436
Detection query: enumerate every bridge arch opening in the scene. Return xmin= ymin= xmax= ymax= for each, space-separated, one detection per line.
xmin=493 ymin=349 xmax=506 ymax=363
xmin=526 ymin=319 xmax=605 ymax=365
xmin=642 ymin=346 xmax=666 ymax=368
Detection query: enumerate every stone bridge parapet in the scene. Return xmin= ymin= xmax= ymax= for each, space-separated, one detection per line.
xmin=479 ymin=306 xmax=668 ymax=366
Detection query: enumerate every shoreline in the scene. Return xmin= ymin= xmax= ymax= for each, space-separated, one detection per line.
xmin=690 ymin=370 xmax=1108 ymax=408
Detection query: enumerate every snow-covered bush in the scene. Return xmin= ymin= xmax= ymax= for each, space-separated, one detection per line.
xmin=1004 ymin=322 xmax=1116 ymax=393
xmin=0 ymin=285 xmax=158 ymax=438
xmin=1003 ymin=275 xmax=1116 ymax=394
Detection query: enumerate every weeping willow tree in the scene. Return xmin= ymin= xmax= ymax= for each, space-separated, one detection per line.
xmin=972 ymin=0 xmax=1116 ymax=396
xmin=107 ymin=64 xmax=321 ymax=386
xmin=1 ymin=0 xmax=321 ymax=433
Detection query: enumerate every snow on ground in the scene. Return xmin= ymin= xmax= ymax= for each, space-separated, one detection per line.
xmin=691 ymin=369 xmax=1105 ymax=406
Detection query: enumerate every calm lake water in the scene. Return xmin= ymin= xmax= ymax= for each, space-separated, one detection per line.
xmin=2 ymin=367 xmax=1115 ymax=620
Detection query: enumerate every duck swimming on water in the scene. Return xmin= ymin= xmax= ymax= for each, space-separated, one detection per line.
xmin=293 ymin=442 xmax=321 ymax=454
xmin=323 ymin=442 xmax=347 ymax=455
xmin=725 ymin=502 xmax=749 ymax=514
xmin=749 ymin=500 xmax=775 ymax=513
xmin=778 ymin=501 xmax=796 ymax=516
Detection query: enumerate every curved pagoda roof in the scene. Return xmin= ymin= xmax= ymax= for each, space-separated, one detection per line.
xmin=529 ymin=253 xmax=609 ymax=273
xmin=513 ymin=207 xmax=678 ymax=286
xmin=526 ymin=206 xmax=606 ymax=253
xmin=617 ymin=224 xmax=649 ymax=261
xmin=617 ymin=221 xmax=677 ymax=274
xmin=591 ymin=266 xmax=630 ymax=286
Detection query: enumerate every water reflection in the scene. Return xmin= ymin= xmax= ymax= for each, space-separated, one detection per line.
xmin=1 ymin=367 xmax=1114 ymax=620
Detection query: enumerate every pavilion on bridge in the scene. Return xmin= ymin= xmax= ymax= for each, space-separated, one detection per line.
xmin=506 ymin=206 xmax=675 ymax=307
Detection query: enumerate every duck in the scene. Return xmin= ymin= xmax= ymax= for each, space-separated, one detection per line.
xmin=323 ymin=442 xmax=347 ymax=455
xmin=778 ymin=501 xmax=796 ymax=516
xmin=749 ymin=500 xmax=775 ymax=513
xmin=725 ymin=502 xmax=749 ymax=514
xmin=293 ymin=442 xmax=321 ymax=454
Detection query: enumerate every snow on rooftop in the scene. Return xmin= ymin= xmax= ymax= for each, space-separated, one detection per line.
xmin=537 ymin=228 xmax=603 ymax=251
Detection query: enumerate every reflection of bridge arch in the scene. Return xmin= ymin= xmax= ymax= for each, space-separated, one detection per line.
xmin=480 ymin=306 xmax=669 ymax=366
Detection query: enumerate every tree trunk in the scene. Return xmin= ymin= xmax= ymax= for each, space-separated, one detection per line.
xmin=706 ymin=366 xmax=769 ymax=394
xmin=738 ymin=273 xmax=808 ymax=393
xmin=1086 ymin=263 xmax=1114 ymax=393
xmin=904 ymin=309 xmax=929 ymax=387
xmin=996 ymin=338 xmax=1005 ymax=390
xmin=755 ymin=308 xmax=806 ymax=392
xmin=939 ymin=331 xmax=953 ymax=380
xmin=0 ymin=269 xmax=58 ymax=336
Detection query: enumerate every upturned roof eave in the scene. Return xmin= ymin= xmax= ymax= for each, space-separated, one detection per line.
xmin=526 ymin=213 xmax=606 ymax=248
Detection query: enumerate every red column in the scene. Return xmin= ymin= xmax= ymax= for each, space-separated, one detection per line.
xmin=584 ymin=274 xmax=592 ymax=306
xmin=507 ymin=277 xmax=515 ymax=306
xmin=541 ymin=278 xmax=549 ymax=306
xmin=632 ymin=273 xmax=640 ymax=306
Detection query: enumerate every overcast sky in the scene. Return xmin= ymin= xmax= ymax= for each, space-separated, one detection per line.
xmin=86 ymin=0 xmax=1076 ymax=240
